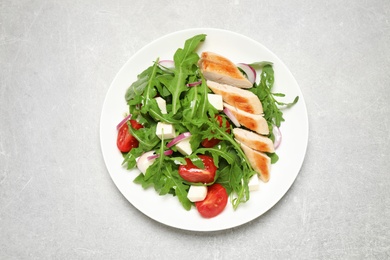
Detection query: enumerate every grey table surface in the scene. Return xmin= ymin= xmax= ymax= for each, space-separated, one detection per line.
xmin=1 ymin=0 xmax=389 ymax=259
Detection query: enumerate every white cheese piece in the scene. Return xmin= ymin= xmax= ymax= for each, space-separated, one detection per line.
xmin=156 ymin=122 xmax=176 ymax=139
xmin=187 ymin=185 xmax=208 ymax=202
xmin=176 ymin=137 xmax=192 ymax=156
xmin=136 ymin=151 xmax=156 ymax=175
xmin=155 ymin=97 xmax=167 ymax=114
xmin=248 ymin=174 xmax=260 ymax=191
xmin=208 ymin=94 xmax=223 ymax=111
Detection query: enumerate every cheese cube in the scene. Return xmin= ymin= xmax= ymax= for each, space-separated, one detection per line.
xmin=176 ymin=137 xmax=192 ymax=156
xmin=187 ymin=185 xmax=207 ymax=202
xmin=156 ymin=122 xmax=176 ymax=139
xmin=155 ymin=97 xmax=167 ymax=114
xmin=248 ymin=174 xmax=260 ymax=191
xmin=208 ymin=94 xmax=223 ymax=111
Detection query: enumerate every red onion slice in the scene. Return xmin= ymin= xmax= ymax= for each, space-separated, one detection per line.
xmin=186 ymin=81 xmax=202 ymax=87
xmin=236 ymin=63 xmax=256 ymax=84
xmin=223 ymin=108 xmax=240 ymax=127
xmin=164 ymin=150 xmax=174 ymax=156
xmin=146 ymin=154 xmax=158 ymax=160
xmin=147 ymin=150 xmax=174 ymax=160
xmin=273 ymin=125 xmax=282 ymax=149
xmin=116 ymin=114 xmax=132 ymax=130
xmin=158 ymin=60 xmax=175 ymax=69
xmin=166 ymin=132 xmax=192 ymax=148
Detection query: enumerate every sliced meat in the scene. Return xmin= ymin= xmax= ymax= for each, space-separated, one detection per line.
xmin=233 ymin=128 xmax=274 ymax=153
xmin=198 ymin=52 xmax=253 ymax=88
xmin=223 ymin=103 xmax=269 ymax=135
xmin=207 ymin=80 xmax=263 ymax=114
xmin=238 ymin=141 xmax=271 ymax=182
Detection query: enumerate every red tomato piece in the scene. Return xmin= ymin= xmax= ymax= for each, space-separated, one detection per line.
xmin=130 ymin=119 xmax=143 ymax=130
xmin=195 ymin=183 xmax=228 ymax=218
xmin=116 ymin=120 xmax=143 ymax=153
xmin=178 ymin=155 xmax=217 ymax=183
xmin=201 ymin=115 xmax=231 ymax=148
xmin=201 ymin=138 xmax=221 ymax=148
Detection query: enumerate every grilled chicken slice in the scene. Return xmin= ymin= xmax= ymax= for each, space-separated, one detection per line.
xmin=198 ymin=52 xmax=253 ymax=88
xmin=233 ymin=128 xmax=274 ymax=153
xmin=223 ymin=103 xmax=269 ymax=135
xmin=238 ymin=141 xmax=271 ymax=182
xmin=207 ymin=80 xmax=263 ymax=114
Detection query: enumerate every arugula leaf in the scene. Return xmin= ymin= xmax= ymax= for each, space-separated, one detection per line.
xmin=181 ymin=83 xmax=203 ymax=127
xmin=155 ymin=74 xmax=174 ymax=98
xmin=134 ymin=173 xmax=153 ymax=189
xmin=175 ymin=34 xmax=206 ymax=66
xmin=180 ymin=74 xmax=214 ymax=134
xmin=136 ymin=155 xmax=192 ymax=211
xmin=125 ymin=65 xmax=154 ymax=101
xmin=185 ymin=154 xmax=204 ymax=169
xmin=267 ymin=152 xmax=279 ymax=164
xmin=122 ymin=147 xmax=144 ymax=169
xmin=197 ymin=117 xmax=255 ymax=209
xmin=128 ymin=122 xmax=159 ymax=151
xmin=196 ymin=145 xmax=236 ymax=167
xmin=203 ymin=119 xmax=251 ymax=170
xmin=168 ymin=34 xmax=206 ymax=114
xmin=249 ymin=61 xmax=274 ymax=69
xmin=214 ymin=164 xmax=233 ymax=193
xmin=248 ymin=64 xmax=298 ymax=165
xmin=252 ymin=64 xmax=299 ymax=129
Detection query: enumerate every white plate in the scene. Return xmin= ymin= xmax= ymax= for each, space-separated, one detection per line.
xmin=100 ymin=28 xmax=308 ymax=232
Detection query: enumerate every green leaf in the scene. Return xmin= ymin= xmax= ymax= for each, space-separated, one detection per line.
xmin=267 ymin=152 xmax=279 ymax=164
xmin=188 ymin=154 xmax=205 ymax=169
xmin=143 ymin=157 xmax=192 ymax=210
xmin=249 ymin=61 xmax=274 ymax=69
xmin=252 ymin=64 xmax=299 ymax=128
xmin=142 ymin=60 xmax=160 ymax=108
xmin=128 ymin=122 xmax=159 ymax=151
xmin=125 ymin=65 xmax=154 ymax=101
xmin=196 ymin=144 xmax=236 ymax=166
xmin=168 ymin=34 xmax=206 ymax=113
xmin=122 ymin=147 xmax=144 ymax=169
xmin=175 ymin=34 xmax=206 ymax=66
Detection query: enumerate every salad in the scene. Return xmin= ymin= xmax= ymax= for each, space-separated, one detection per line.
xmin=116 ymin=34 xmax=298 ymax=218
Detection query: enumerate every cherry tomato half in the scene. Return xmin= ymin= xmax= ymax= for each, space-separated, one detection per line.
xmin=201 ymin=115 xmax=231 ymax=148
xmin=195 ymin=183 xmax=228 ymax=218
xmin=116 ymin=120 xmax=143 ymax=153
xmin=129 ymin=119 xmax=143 ymax=130
xmin=178 ymin=155 xmax=217 ymax=183
xmin=200 ymin=137 xmax=221 ymax=148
